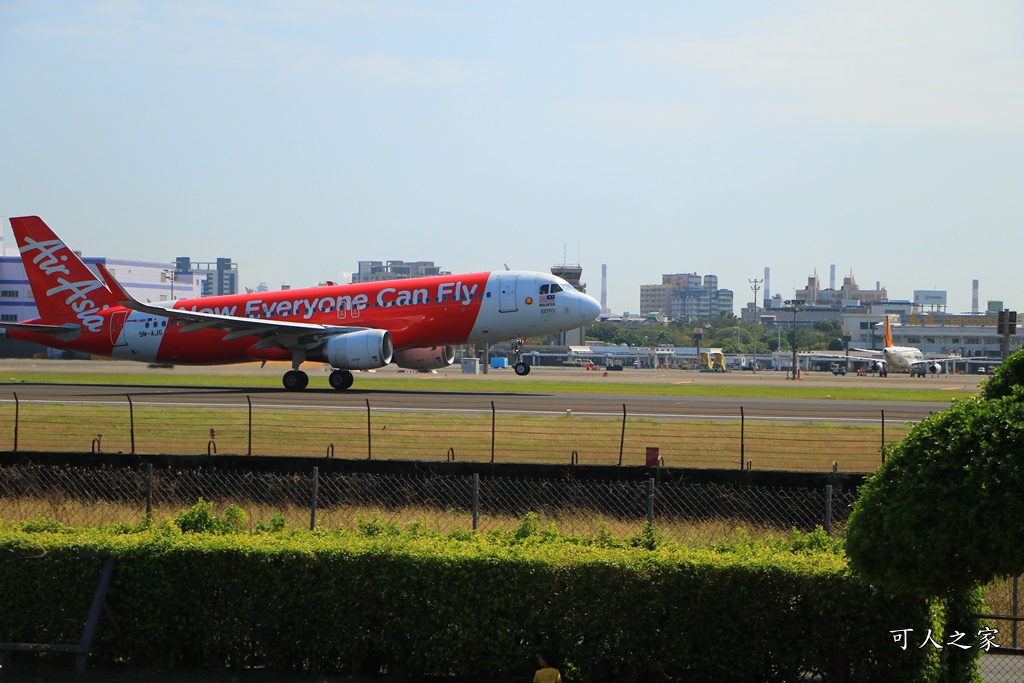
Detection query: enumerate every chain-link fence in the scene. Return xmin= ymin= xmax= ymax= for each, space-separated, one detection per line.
xmin=0 ymin=393 xmax=919 ymax=471
xmin=0 ymin=462 xmax=855 ymax=545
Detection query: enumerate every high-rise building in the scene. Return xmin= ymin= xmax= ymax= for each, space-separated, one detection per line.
xmin=795 ymin=270 xmax=885 ymax=306
xmin=352 ymin=260 xmax=447 ymax=283
xmin=640 ymin=273 xmax=734 ymax=318
xmin=176 ymin=256 xmax=239 ymax=297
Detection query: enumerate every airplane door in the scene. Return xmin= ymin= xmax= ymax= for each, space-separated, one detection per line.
xmin=109 ymin=310 xmax=129 ymax=346
xmin=498 ymin=276 xmax=518 ymax=313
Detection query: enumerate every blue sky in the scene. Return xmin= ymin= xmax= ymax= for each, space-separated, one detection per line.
xmin=2 ymin=1 xmax=1022 ymax=316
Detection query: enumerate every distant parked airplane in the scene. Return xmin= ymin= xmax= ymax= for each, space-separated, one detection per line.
xmin=1 ymin=216 xmax=601 ymax=390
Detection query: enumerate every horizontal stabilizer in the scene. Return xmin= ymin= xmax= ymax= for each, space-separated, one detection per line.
xmin=0 ymin=321 xmax=81 ymax=340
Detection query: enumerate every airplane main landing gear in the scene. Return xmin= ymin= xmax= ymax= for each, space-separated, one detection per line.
xmin=511 ymin=337 xmax=531 ymax=376
xmin=329 ymin=369 xmax=354 ymax=391
xmin=283 ymin=370 xmax=309 ymax=391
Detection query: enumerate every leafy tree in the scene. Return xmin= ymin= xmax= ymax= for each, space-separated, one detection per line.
xmin=846 ymin=346 xmax=1024 ymax=596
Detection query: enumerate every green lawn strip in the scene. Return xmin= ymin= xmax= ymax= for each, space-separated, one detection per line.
xmin=1 ymin=370 xmax=974 ymax=402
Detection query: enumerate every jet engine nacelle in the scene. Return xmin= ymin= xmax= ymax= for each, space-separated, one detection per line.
xmin=928 ymin=362 xmax=942 ymax=374
xmin=393 ymin=345 xmax=456 ymax=370
xmin=871 ymin=360 xmax=886 ymax=374
xmin=310 ymin=329 xmax=393 ymax=369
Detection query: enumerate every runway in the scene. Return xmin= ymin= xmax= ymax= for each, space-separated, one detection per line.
xmin=0 ymin=360 xmax=970 ymax=425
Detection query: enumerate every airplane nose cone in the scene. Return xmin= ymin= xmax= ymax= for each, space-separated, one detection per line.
xmin=579 ymin=293 xmax=601 ymax=323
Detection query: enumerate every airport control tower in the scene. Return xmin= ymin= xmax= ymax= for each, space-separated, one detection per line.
xmin=551 ymin=263 xmax=586 ymax=293
xmin=551 ymin=262 xmax=587 ymax=345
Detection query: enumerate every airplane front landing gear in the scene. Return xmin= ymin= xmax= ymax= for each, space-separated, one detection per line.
xmin=511 ymin=337 xmax=531 ymax=376
xmin=329 ymin=369 xmax=354 ymax=391
xmin=283 ymin=370 xmax=309 ymax=391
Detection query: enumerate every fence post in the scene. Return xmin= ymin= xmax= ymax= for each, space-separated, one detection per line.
xmin=647 ymin=477 xmax=655 ymax=526
xmin=1013 ymin=575 xmax=1019 ymax=648
xmin=824 ymin=484 xmax=833 ymax=535
xmin=310 ymin=466 xmax=319 ymax=531
xmin=145 ymin=463 xmax=153 ymax=517
xmin=247 ymin=395 xmax=253 ymax=456
xmin=472 ymin=473 xmax=480 ymax=530
xmin=618 ymin=404 xmax=626 ymax=465
xmin=881 ymin=409 xmax=886 ymax=463
xmin=127 ymin=395 xmax=135 ymax=454
xmin=366 ymin=399 xmax=372 ymax=460
xmin=490 ymin=401 xmax=495 ymax=463
xmin=12 ymin=392 xmax=18 ymax=452
xmin=740 ymin=406 xmax=745 ymax=470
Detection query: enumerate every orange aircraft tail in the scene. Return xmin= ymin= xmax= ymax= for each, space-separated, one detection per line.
xmin=9 ymin=216 xmax=119 ymax=327
xmin=883 ymin=316 xmax=893 ymax=348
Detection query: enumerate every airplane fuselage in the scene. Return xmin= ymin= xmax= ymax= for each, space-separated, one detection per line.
xmin=11 ymin=270 xmax=599 ymax=366
xmin=883 ymin=346 xmax=924 ymax=372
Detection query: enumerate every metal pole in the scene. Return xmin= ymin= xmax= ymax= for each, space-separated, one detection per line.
xmin=740 ymin=406 xmax=745 ymax=470
xmin=824 ymin=485 xmax=833 ymax=536
xmin=881 ymin=409 xmax=886 ymax=463
xmin=647 ymin=477 xmax=655 ymax=526
xmin=472 ymin=473 xmax=480 ymax=530
xmin=146 ymin=463 xmax=153 ymax=517
xmin=490 ymin=401 xmax=496 ymax=463
xmin=1014 ymin=575 xmax=1019 ymax=648
xmin=127 ymin=395 xmax=135 ymax=454
xmin=13 ymin=392 xmax=19 ymax=452
xmin=749 ymin=278 xmax=762 ymax=373
xmin=247 ymin=395 xmax=253 ymax=456
xmin=366 ymin=398 xmax=372 ymax=460
xmin=618 ymin=404 xmax=626 ymax=465
xmin=310 ymin=466 xmax=319 ymax=531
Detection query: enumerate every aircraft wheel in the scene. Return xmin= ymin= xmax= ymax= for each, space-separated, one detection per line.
xmin=283 ymin=370 xmax=309 ymax=391
xmin=514 ymin=362 xmax=531 ymax=376
xmin=329 ymin=369 xmax=354 ymax=391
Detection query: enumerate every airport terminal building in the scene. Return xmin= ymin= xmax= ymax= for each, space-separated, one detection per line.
xmin=0 ymin=229 xmax=234 ymax=358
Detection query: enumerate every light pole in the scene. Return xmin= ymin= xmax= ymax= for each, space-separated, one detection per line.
xmin=749 ymin=278 xmax=762 ymax=373
xmin=693 ymin=326 xmax=703 ymax=370
xmin=785 ymin=299 xmax=804 ymax=379
xmin=163 ymin=268 xmax=177 ymax=301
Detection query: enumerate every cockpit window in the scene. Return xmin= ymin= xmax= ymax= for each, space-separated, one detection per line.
xmin=539 ymin=284 xmax=549 ymax=295
xmin=550 ymin=284 xmax=563 ymax=293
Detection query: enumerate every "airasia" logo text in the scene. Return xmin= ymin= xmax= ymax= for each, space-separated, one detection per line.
xmin=20 ymin=237 xmax=106 ymax=333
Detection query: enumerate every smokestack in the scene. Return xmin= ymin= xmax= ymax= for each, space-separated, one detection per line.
xmin=830 ymin=264 xmax=836 ymax=290
xmin=601 ymin=264 xmax=608 ymax=314
xmin=763 ymin=267 xmax=770 ymax=307
xmin=972 ymin=279 xmax=979 ymax=315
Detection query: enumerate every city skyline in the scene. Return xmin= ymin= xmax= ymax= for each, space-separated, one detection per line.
xmin=1 ymin=2 xmax=1020 ymax=316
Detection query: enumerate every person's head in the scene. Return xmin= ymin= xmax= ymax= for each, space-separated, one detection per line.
xmin=538 ymin=649 xmax=558 ymax=668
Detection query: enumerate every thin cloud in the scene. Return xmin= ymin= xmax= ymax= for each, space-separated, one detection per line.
xmin=558 ymin=100 xmax=714 ymax=129
xmin=342 ymin=53 xmax=475 ymax=85
xmin=617 ymin=1 xmax=1024 ymax=131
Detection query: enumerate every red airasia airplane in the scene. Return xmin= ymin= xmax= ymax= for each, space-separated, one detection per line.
xmin=1 ymin=216 xmax=601 ymax=390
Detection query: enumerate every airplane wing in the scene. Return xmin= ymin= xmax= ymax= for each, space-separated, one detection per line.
xmin=95 ymin=264 xmax=367 ymax=351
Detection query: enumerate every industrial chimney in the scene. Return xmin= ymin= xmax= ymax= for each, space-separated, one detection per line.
xmin=601 ymin=264 xmax=608 ymax=314
xmin=972 ymin=279 xmax=979 ymax=315
xmin=830 ymin=264 xmax=836 ymax=291
xmin=763 ymin=267 xmax=771 ymax=307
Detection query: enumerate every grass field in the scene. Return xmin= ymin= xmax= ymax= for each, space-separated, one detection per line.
xmin=0 ymin=401 xmax=906 ymax=471
xmin=0 ymin=360 xmax=981 ymax=402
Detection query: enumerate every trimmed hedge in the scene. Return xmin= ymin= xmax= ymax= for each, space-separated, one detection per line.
xmin=0 ymin=523 xmax=941 ymax=682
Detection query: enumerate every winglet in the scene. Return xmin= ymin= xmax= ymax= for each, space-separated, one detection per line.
xmin=884 ymin=316 xmax=893 ymax=348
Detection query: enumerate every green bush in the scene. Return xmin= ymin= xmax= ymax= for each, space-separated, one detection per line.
xmin=0 ymin=522 xmax=943 ymax=681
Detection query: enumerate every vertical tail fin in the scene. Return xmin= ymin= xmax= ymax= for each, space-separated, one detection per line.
xmin=883 ymin=316 xmax=893 ymax=348
xmin=9 ymin=216 xmax=119 ymax=324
